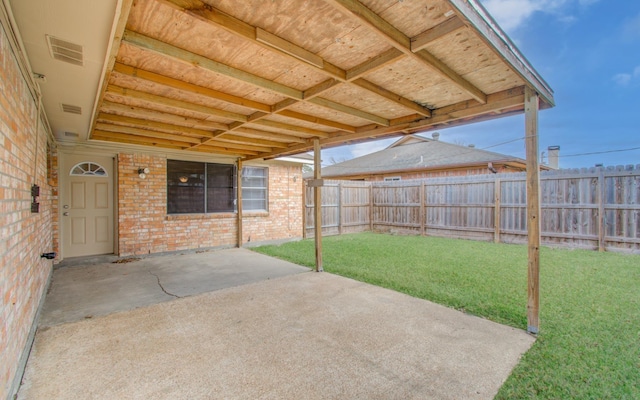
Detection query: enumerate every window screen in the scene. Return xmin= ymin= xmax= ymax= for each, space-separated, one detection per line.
xmin=242 ymin=167 xmax=268 ymax=211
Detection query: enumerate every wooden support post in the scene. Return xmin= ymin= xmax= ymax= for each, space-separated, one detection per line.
xmin=313 ymin=139 xmax=323 ymax=272
xmin=525 ymin=86 xmax=541 ymax=335
xmin=494 ymin=178 xmax=501 ymax=243
xmin=420 ymin=182 xmax=426 ymax=236
xmin=237 ymin=159 xmax=243 ymax=248
xmin=597 ymin=168 xmax=606 ymax=251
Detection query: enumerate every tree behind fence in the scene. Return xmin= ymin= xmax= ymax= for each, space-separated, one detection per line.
xmin=304 ymin=165 xmax=640 ymax=253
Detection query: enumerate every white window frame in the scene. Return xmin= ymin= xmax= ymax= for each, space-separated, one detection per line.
xmin=242 ymin=166 xmax=268 ymax=212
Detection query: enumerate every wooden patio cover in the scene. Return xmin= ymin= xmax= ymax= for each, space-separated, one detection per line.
xmin=92 ymin=0 xmax=554 ymax=334
xmin=90 ymin=0 xmax=554 ymax=160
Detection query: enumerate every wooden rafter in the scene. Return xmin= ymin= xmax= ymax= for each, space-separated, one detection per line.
xmin=159 ymin=0 xmax=433 ymax=124
xmin=325 ymin=0 xmax=487 ymax=104
xmin=101 ymin=100 xmax=229 ymax=131
xmin=95 ymin=123 xmax=200 ymax=144
xmin=85 ymin=0 xmax=553 ymax=164
xmin=113 ymin=63 xmax=270 ymax=112
xmin=97 ymin=113 xmax=221 ymax=138
xmin=122 ymin=30 xmax=305 ymax=100
xmin=411 ymin=16 xmax=466 ymax=52
xmin=107 ymin=85 xmax=248 ymax=122
xmin=245 ymin=86 xmax=525 ymax=161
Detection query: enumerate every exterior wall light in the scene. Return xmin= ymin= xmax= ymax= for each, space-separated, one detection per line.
xmin=138 ymin=167 xmax=150 ymax=179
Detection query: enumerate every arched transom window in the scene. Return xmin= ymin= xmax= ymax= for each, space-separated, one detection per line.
xmin=70 ymin=162 xmax=108 ymax=177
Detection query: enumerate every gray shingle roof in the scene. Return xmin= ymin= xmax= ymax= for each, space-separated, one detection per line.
xmin=320 ymin=136 xmax=524 ymax=177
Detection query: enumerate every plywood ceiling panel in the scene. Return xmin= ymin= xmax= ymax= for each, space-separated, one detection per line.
xmin=87 ymin=0 xmax=554 ymax=160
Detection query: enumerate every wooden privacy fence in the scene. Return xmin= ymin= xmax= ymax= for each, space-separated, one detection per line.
xmin=304 ymin=165 xmax=640 ymax=253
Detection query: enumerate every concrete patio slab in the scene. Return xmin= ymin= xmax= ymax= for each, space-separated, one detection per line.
xmin=20 ymin=258 xmax=534 ymax=400
xmin=39 ymin=248 xmax=310 ymax=327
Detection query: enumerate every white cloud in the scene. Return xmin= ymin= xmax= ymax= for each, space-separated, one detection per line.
xmin=613 ymin=73 xmax=632 ymax=86
xmin=613 ymin=65 xmax=640 ymax=86
xmin=623 ymin=13 xmax=640 ymax=39
xmin=481 ymin=0 xmax=597 ymax=33
xmin=349 ymin=138 xmax=395 ymax=158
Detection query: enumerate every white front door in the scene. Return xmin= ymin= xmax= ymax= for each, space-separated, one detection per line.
xmin=61 ymin=155 xmax=114 ymax=257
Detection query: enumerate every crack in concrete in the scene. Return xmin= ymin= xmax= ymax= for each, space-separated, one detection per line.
xmin=149 ymin=271 xmax=180 ymax=298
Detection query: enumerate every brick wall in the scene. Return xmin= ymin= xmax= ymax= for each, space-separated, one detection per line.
xmin=118 ymin=154 xmax=303 ymax=256
xmin=0 ymin=27 xmax=54 ymax=399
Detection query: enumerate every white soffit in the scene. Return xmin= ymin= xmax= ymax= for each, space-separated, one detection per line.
xmin=8 ymin=0 xmax=118 ymax=142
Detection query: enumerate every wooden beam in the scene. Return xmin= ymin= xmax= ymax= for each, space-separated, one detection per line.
xmin=237 ymin=158 xmax=243 ymax=248
xmin=448 ymin=0 xmax=555 ymax=106
xmin=325 ymin=0 xmax=486 ymax=103
xmin=243 ymin=87 xmax=526 ymax=161
xmin=95 ymin=123 xmax=201 ymax=144
xmin=276 ymin=110 xmax=356 ymax=133
xmin=414 ymin=49 xmax=486 ymax=104
xmin=93 ymin=130 xmax=191 ymax=148
xmin=162 ymin=0 xmax=347 ymax=80
xmin=113 ymin=63 xmax=271 ymax=112
xmin=101 ymin=100 xmax=229 ymax=131
xmin=256 ymin=27 xmax=324 ymax=68
xmin=216 ymin=134 xmax=288 ymax=148
xmin=308 ymin=97 xmax=390 ymax=126
xmin=123 ymin=30 xmax=303 ymax=100
xmin=303 ymin=79 xmax=342 ymax=100
xmin=92 ymin=134 xmax=186 ymax=150
xmin=525 ymin=86 xmax=541 ymax=335
xmin=233 ymin=127 xmax=307 ymax=143
xmin=313 ymin=139 xmax=323 ymax=272
xmin=107 ymin=85 xmax=248 ymax=122
xmin=97 ymin=113 xmax=219 ymax=138
xmin=88 ymin=0 xmax=134 ymax=140
xmin=346 ymin=48 xmax=404 ymax=80
xmin=351 ymin=78 xmax=432 ymax=117
xmin=411 ymin=16 xmax=466 ymax=52
xmin=188 ymin=145 xmax=258 ymax=156
xmin=251 ymin=120 xmax=331 ymax=138
xmin=196 ymin=140 xmax=273 ymax=153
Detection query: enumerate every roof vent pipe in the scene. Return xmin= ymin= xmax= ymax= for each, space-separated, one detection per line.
xmin=432 ymin=132 xmax=440 ymax=141
xmin=468 ymin=144 xmax=475 ymax=148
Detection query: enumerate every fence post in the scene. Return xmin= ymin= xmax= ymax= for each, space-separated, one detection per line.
xmin=302 ymin=182 xmax=307 ymax=239
xmin=369 ymin=184 xmax=373 ymax=232
xmin=494 ymin=177 xmax=501 ymax=243
xmin=598 ymin=168 xmax=606 ymax=251
xmin=338 ymin=182 xmax=343 ymax=235
xmin=420 ymin=182 xmax=425 ymax=236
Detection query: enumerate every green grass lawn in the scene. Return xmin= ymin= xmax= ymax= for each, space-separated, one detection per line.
xmin=253 ymin=232 xmax=640 ymax=399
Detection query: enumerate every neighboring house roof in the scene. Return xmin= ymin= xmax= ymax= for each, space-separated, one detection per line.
xmin=320 ymin=135 xmax=535 ymax=178
xmin=276 ymin=153 xmax=314 ymax=164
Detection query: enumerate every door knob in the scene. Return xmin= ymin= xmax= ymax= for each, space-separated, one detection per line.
xmin=63 ymin=212 xmax=69 ymax=216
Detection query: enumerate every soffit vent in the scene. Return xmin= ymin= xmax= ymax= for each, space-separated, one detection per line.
xmin=46 ymin=35 xmax=84 ymax=66
xmin=61 ymin=103 xmax=82 ymax=114
xmin=64 ymin=131 xmax=79 ymax=138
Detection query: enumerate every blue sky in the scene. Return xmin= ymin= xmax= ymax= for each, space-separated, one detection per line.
xmin=321 ymin=0 xmax=640 ymax=169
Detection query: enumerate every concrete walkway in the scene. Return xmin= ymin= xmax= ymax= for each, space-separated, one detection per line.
xmin=19 ymin=249 xmax=534 ymax=399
